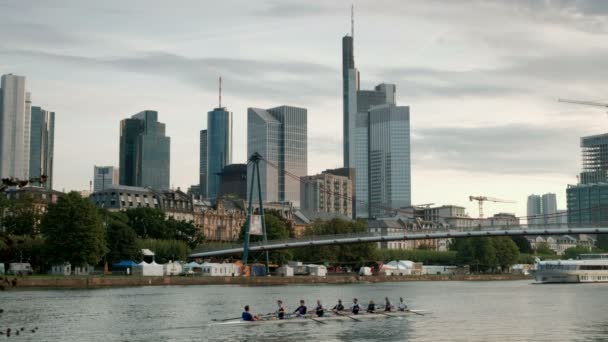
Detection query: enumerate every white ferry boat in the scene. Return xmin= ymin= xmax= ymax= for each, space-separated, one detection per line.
xmin=533 ymin=254 xmax=608 ymax=283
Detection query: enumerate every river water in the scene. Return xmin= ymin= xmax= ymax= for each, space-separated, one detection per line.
xmin=1 ymin=280 xmax=607 ymax=341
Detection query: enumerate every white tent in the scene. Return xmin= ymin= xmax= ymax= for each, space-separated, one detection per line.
xmin=183 ymin=261 xmax=203 ymax=275
xmin=163 ymin=261 xmax=183 ymax=276
xmin=276 ymin=265 xmax=294 ymax=277
xmin=201 ymin=263 xmax=240 ymax=276
xmin=307 ymin=264 xmax=327 ymax=277
xmin=133 ymin=261 xmax=164 ymax=276
xmin=383 ymin=260 xmax=415 ymax=276
xmin=359 ymin=266 xmax=372 ymax=276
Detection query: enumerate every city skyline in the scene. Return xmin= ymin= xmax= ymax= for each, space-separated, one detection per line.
xmin=1 ymin=1 xmax=606 ymax=216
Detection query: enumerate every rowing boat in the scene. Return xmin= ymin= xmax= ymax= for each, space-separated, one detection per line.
xmin=212 ymin=310 xmax=427 ymax=326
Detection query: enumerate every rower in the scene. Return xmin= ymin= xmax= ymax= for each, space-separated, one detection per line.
xmin=315 ymin=299 xmax=324 ymax=317
xmin=242 ymin=305 xmax=257 ymax=321
xmin=398 ymin=297 xmax=408 ymax=312
xmin=384 ymin=297 xmax=393 ymax=312
xmin=367 ymin=300 xmax=376 ymax=313
xmin=276 ymin=300 xmax=286 ymax=320
xmin=294 ymin=299 xmax=307 ymax=317
xmin=332 ymin=299 xmax=345 ymax=312
xmin=351 ymin=298 xmax=361 ymax=315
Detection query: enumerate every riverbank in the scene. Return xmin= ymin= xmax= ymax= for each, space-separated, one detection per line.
xmin=4 ymin=273 xmax=532 ymax=289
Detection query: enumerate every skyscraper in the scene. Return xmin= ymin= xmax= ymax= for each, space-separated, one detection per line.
xmin=206 ymin=107 xmax=232 ymax=199
xmin=93 ymin=166 xmax=119 ymax=192
xmin=199 ymin=129 xmax=207 ymax=196
xmin=247 ymin=106 xmax=307 ymax=206
xmin=527 ymin=194 xmax=542 ymax=226
xmin=579 ymin=133 xmax=608 ymax=184
xmin=29 ymin=106 xmax=55 ymax=189
xmin=368 ymin=104 xmax=411 ymax=217
xmin=542 ymin=193 xmax=557 ymax=224
xmin=0 ymin=74 xmax=31 ymax=180
xmin=119 ymin=110 xmax=170 ymax=189
xmin=341 ymin=13 xmax=411 ymax=218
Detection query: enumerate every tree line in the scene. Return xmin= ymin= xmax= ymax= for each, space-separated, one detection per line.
xmin=0 ymin=192 xmax=203 ymax=271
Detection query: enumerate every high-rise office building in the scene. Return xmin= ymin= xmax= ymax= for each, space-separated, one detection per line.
xmin=247 ymin=106 xmax=307 ymax=206
xmin=542 ymin=193 xmax=558 ymax=224
xmin=0 ymin=74 xmax=31 ymax=180
xmin=29 ymin=106 xmax=55 ymax=189
xmin=300 ymin=171 xmax=352 ymax=218
xmin=206 ymin=107 xmax=232 ymax=199
xmin=94 ymin=166 xmax=119 ymax=192
xmin=341 ymin=17 xmax=411 ymax=218
xmin=368 ymin=104 xmax=411 ymax=217
xmin=119 ymin=110 xmax=170 ymax=190
xmin=527 ymin=194 xmax=542 ymax=226
xmin=579 ymin=133 xmax=608 ymax=184
xmin=199 ymin=129 xmax=208 ymax=197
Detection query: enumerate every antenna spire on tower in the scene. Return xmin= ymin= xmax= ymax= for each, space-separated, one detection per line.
xmin=351 ymin=4 xmax=354 ymax=39
xmin=219 ymin=76 xmax=222 ymax=108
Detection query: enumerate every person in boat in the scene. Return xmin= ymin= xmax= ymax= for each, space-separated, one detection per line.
xmin=242 ymin=305 xmax=257 ymax=321
xmin=294 ymin=299 xmax=307 ymax=317
xmin=276 ymin=300 xmax=286 ymax=320
xmin=315 ymin=299 xmax=324 ymax=317
xmin=384 ymin=297 xmax=393 ymax=312
xmin=367 ymin=300 xmax=376 ymax=313
xmin=331 ymin=299 xmax=345 ymax=312
xmin=398 ymin=297 xmax=408 ymax=312
xmin=351 ymin=298 xmax=361 ymax=315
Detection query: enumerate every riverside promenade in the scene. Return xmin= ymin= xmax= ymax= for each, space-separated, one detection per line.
xmin=7 ymin=273 xmax=532 ymax=289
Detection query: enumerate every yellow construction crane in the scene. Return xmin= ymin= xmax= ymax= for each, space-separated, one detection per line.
xmin=468 ymin=196 xmax=516 ymax=218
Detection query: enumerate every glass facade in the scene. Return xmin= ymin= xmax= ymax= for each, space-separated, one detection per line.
xmin=199 ymin=129 xmax=207 ymax=196
xmin=93 ymin=166 xmax=118 ymax=192
xmin=206 ymin=107 xmax=232 ymax=199
xmin=580 ymin=133 xmax=608 ymax=184
xmin=29 ymin=106 xmax=55 ymax=189
xmin=368 ymin=104 xmax=411 ymax=217
xmin=247 ymin=106 xmax=307 ymax=206
xmin=567 ymin=183 xmax=608 ymax=226
xmin=0 ymin=74 xmax=30 ymax=180
xmin=119 ymin=110 xmax=170 ymax=190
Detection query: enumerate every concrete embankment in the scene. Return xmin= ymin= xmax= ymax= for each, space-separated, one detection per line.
xmin=7 ymin=273 xmax=532 ymax=289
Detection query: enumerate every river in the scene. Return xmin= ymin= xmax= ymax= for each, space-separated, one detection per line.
xmin=0 ymin=280 xmax=607 ymax=341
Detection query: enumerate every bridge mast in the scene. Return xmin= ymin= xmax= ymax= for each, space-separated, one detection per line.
xmin=242 ymin=153 xmax=270 ymax=275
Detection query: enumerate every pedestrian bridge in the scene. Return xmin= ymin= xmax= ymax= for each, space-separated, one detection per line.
xmin=190 ymin=226 xmax=608 ymax=258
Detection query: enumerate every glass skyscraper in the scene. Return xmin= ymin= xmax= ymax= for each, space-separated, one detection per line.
xmin=119 ymin=110 xmax=170 ymax=190
xmin=206 ymin=107 xmax=232 ymax=199
xmin=199 ymin=129 xmax=207 ymax=197
xmin=93 ymin=165 xmax=118 ymax=192
xmin=29 ymin=106 xmax=55 ymax=189
xmin=0 ymin=74 xmax=31 ymax=180
xmin=580 ymin=133 xmax=608 ymax=184
xmin=247 ymin=106 xmax=307 ymax=206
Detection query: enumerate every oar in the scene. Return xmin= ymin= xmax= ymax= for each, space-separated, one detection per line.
xmin=212 ymin=312 xmax=274 ymax=322
xmin=334 ymin=311 xmax=361 ymax=322
xmin=407 ymin=309 xmax=425 ymax=316
xmin=307 ymin=316 xmax=327 ymax=324
xmin=375 ymin=311 xmax=396 ymax=317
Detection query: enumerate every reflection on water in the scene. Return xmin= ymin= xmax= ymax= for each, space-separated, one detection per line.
xmin=0 ymin=280 xmax=606 ymax=341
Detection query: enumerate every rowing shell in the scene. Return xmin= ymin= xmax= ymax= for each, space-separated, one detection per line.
xmin=212 ymin=310 xmax=427 ymax=326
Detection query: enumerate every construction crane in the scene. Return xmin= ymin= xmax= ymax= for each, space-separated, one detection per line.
xmin=558 ymin=98 xmax=608 ymax=116
xmin=468 ymin=196 xmax=516 ymax=219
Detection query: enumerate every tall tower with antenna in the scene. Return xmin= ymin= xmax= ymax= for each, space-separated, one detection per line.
xmin=342 ymin=5 xmax=359 ymax=169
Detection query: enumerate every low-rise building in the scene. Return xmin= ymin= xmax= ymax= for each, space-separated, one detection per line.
xmin=300 ymin=171 xmax=353 ymax=218
xmin=528 ymin=235 xmax=592 ymax=255
xmin=193 ymin=197 xmax=246 ymax=242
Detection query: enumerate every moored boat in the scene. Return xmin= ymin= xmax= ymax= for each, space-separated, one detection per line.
xmin=533 ymin=254 xmax=608 ymax=283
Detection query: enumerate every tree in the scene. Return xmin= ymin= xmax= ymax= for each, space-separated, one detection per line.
xmin=4 ymin=194 xmax=41 ymax=236
xmin=166 ymin=217 xmax=204 ymax=249
xmin=41 ymin=192 xmax=106 ymax=267
xmin=493 ymin=237 xmax=520 ymax=270
xmin=239 ymin=210 xmax=293 ymax=264
xmin=126 ymin=207 xmax=168 ymax=239
xmin=511 ymin=236 xmax=533 ymax=254
xmin=563 ymin=245 xmax=591 ymax=260
xmin=597 ymin=235 xmax=608 ymax=252
xmin=535 ymin=241 xmax=556 ymax=255
xmin=136 ymin=239 xmax=189 ymax=263
xmin=104 ymin=211 xmax=139 ymax=264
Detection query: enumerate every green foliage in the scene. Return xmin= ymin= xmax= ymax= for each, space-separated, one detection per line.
xmin=239 ymin=210 xmax=293 ymax=264
xmin=4 ymin=194 xmax=41 ymax=236
xmin=291 ymin=218 xmax=376 ymax=266
xmin=0 ymin=234 xmax=46 ymax=270
xmin=453 ymin=237 xmax=520 ymax=272
xmin=136 ymin=239 xmax=189 ymax=263
xmin=104 ymin=211 xmax=139 ymax=264
xmin=41 ymin=192 xmax=106 ymax=267
xmin=125 ymin=207 xmax=203 ymax=248
xmin=511 ymin=236 xmax=533 ymax=254
xmin=563 ymin=245 xmax=592 ymax=260
xmin=596 ymin=235 xmax=608 ymax=251
xmin=534 ymin=241 xmax=556 ymax=255
xmin=376 ymin=249 xmax=458 ymax=265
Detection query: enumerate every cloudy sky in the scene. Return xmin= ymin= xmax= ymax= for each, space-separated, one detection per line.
xmin=1 ymin=0 xmax=606 ymax=218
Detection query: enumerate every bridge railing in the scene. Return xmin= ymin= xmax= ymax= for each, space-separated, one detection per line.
xmin=191 ymin=223 xmax=594 ymax=254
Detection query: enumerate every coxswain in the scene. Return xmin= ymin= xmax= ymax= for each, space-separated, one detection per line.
xmin=351 ymin=298 xmax=361 ymax=315
xmin=384 ymin=297 xmax=393 ymax=312
xmin=276 ymin=300 xmax=286 ymax=320
xmin=294 ymin=299 xmax=307 ymax=317
xmin=315 ymin=299 xmax=324 ymax=317
xmin=242 ymin=305 xmax=257 ymax=321
xmin=332 ymin=299 xmax=345 ymax=312
xmin=367 ymin=300 xmax=376 ymax=313
xmin=398 ymin=297 xmax=408 ymax=312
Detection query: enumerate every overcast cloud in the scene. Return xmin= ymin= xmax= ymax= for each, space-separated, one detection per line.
xmin=0 ymin=0 xmax=605 ymax=216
